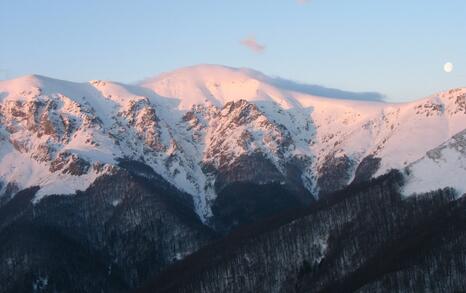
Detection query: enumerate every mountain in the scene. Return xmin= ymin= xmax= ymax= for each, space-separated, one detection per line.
xmin=1 ymin=66 xmax=465 ymax=218
xmin=0 ymin=65 xmax=466 ymax=292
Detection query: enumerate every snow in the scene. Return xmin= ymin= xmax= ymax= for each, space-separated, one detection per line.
xmin=34 ymin=167 xmax=109 ymax=201
xmin=0 ymin=138 xmax=111 ymax=201
xmin=1 ymin=65 xmax=466 ymax=220
xmin=403 ymin=148 xmax=466 ymax=196
xmin=403 ymin=129 xmax=466 ymax=197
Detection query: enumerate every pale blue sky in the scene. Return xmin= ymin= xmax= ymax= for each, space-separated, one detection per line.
xmin=1 ymin=0 xmax=465 ymax=101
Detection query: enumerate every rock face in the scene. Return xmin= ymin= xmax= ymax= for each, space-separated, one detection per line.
xmin=142 ymin=171 xmax=466 ymax=293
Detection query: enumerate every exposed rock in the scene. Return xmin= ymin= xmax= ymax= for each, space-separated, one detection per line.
xmin=63 ymin=156 xmax=90 ymax=176
xmin=50 ymin=152 xmax=91 ymax=176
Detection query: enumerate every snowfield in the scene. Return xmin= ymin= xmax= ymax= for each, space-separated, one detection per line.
xmin=0 ymin=65 xmax=465 ymax=219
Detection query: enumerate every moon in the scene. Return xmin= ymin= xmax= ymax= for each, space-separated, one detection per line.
xmin=444 ymin=62 xmax=454 ymax=73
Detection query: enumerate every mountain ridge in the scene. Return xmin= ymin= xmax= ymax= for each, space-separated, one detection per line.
xmin=1 ymin=64 xmax=466 ymax=222
xmin=1 ymin=65 xmax=466 ymax=293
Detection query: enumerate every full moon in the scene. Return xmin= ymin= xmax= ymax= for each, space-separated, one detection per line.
xmin=444 ymin=62 xmax=454 ymax=73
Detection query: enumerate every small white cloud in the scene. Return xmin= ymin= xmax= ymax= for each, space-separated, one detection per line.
xmin=240 ymin=37 xmax=266 ymax=53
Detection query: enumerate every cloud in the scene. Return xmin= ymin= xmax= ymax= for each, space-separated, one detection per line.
xmin=240 ymin=37 xmax=266 ymax=53
xmin=240 ymin=68 xmax=386 ymax=102
xmin=266 ymin=77 xmax=386 ymax=101
xmin=296 ymin=0 xmax=311 ymax=4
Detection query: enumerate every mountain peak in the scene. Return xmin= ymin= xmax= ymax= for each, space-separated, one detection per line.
xmin=144 ymin=64 xmax=255 ymax=80
xmin=0 ymin=74 xmax=90 ymax=103
xmin=139 ymin=64 xmax=386 ymax=110
xmin=2 ymin=74 xmax=77 ymax=86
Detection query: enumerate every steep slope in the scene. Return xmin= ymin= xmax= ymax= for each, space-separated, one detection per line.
xmin=141 ymin=65 xmax=466 ymax=196
xmin=0 ymin=74 xmax=213 ymax=219
xmin=1 ymin=66 xmax=466 ymax=223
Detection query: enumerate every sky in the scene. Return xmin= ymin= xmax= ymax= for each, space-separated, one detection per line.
xmin=1 ymin=0 xmax=465 ymax=102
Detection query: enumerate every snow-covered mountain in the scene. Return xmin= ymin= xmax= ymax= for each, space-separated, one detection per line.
xmin=1 ymin=64 xmax=465 ymax=220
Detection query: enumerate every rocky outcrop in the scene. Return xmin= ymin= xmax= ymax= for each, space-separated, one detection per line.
xmin=202 ymin=100 xmax=294 ymax=171
xmin=119 ymin=98 xmax=166 ymax=152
